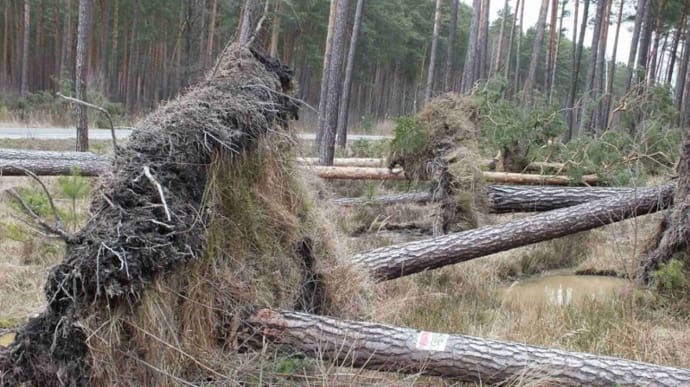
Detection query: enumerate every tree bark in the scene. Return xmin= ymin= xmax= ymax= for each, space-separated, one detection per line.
xmin=318 ymin=0 xmax=350 ymax=165
xmin=675 ymin=19 xmax=690 ymax=122
xmin=461 ymin=0 xmax=482 ymax=92
xmin=20 ymin=0 xmax=29 ymax=96
xmin=334 ymin=185 xmax=644 ymax=213
xmin=512 ymin=0 xmax=525 ymax=94
xmin=604 ymin=0 xmax=625 ymax=130
xmin=636 ymin=0 xmax=655 ymax=85
xmin=522 ymin=0 xmax=549 ymax=106
xmin=425 ymin=0 xmax=443 ymax=103
xmin=206 ymin=0 xmax=218 ymax=67
xmin=444 ymin=0 xmax=459 ymax=91
xmin=315 ymin=0 xmax=339 ymax=150
xmin=666 ymin=5 xmax=687 ymax=84
xmin=268 ymin=0 xmax=280 ymax=58
xmin=75 ymin=0 xmax=91 ymax=152
xmin=544 ymin=0 xmax=558 ymax=94
xmin=577 ymin=0 xmax=606 ymax=136
xmin=297 ymin=157 xmax=384 ymax=167
xmin=238 ymin=0 xmax=254 ymax=46
xmin=477 ymin=0 xmax=491 ymax=81
xmin=565 ymin=0 xmax=589 ymax=141
xmin=624 ymin=0 xmax=647 ymax=92
xmin=0 ymin=148 xmax=109 ymax=176
xmin=336 ymin=0 xmax=364 ymax=148
xmin=247 ymin=308 xmax=690 ymax=386
xmin=350 ymin=184 xmax=674 ymax=281
xmin=504 ymin=0 xmax=520 ymax=86
xmin=492 ymin=0 xmax=509 ymax=76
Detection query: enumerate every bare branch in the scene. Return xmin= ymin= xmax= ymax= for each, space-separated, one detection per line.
xmin=4 ymin=165 xmax=65 ymax=229
xmin=6 ymin=189 xmax=72 ymax=242
xmin=143 ymin=166 xmax=172 ymax=222
xmin=56 ymin=92 xmax=117 ymax=150
xmin=245 ymin=0 xmax=271 ymax=48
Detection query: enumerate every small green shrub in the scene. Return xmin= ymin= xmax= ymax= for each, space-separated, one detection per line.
xmin=58 ymin=168 xmax=93 ymax=230
xmin=651 ymin=257 xmax=688 ymax=296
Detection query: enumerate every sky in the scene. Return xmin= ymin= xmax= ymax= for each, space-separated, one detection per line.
xmin=459 ymin=0 xmax=637 ymax=64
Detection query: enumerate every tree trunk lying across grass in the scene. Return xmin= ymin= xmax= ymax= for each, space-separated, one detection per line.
xmin=351 ymin=184 xmax=675 ymax=281
xmin=334 ymin=185 xmax=644 ymax=213
xmin=297 ymin=157 xmax=385 ymax=167
xmin=247 ymin=308 xmax=690 ymax=386
xmin=0 ymin=148 xmax=109 ymax=176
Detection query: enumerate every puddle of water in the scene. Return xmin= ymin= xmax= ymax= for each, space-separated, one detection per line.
xmin=502 ymin=275 xmax=629 ymax=307
xmin=0 ymin=332 xmax=16 ymax=347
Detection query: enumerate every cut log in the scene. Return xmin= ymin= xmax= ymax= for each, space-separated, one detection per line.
xmin=0 ymin=148 xmax=110 ymax=176
xmin=525 ymin=161 xmax=567 ymax=171
xmin=334 ymin=185 xmax=643 ymax=213
xmin=351 ymin=184 xmax=675 ymax=281
xmin=297 ymin=157 xmax=385 ymax=167
xmin=248 ymin=308 xmax=690 ymax=386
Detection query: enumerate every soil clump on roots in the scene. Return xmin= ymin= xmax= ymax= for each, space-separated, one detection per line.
xmin=388 ymin=93 xmax=487 ymax=234
xmin=0 ymin=47 xmax=365 ymax=386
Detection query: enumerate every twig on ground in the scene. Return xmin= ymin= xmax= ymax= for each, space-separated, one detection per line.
xmin=56 ymin=92 xmax=117 ymax=150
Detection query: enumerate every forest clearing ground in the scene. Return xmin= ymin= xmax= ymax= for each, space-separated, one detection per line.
xmin=1 ymin=139 xmax=690 ymax=384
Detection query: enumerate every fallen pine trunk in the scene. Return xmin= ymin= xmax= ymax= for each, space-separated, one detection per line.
xmin=308 ymin=166 xmax=599 ymax=185
xmin=351 ymin=184 xmax=675 ymax=281
xmin=0 ymin=148 xmax=110 ymax=176
xmin=248 ymin=308 xmax=690 ymax=386
xmin=486 ymin=185 xmax=643 ymax=213
xmin=297 ymin=157 xmax=385 ymax=167
xmin=334 ymin=185 xmax=643 ymax=213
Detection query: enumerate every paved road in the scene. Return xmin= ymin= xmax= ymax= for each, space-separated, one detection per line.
xmin=0 ymin=127 xmax=392 ymax=141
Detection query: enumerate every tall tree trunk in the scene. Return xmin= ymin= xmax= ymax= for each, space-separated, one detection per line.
xmin=544 ymin=0 xmax=558 ymax=94
xmin=238 ymin=0 xmax=254 ymax=45
xmin=477 ymin=0 xmax=491 ymax=81
xmin=548 ymin=0 xmax=566 ymax=104
xmin=444 ymin=0 xmax=459 ymax=91
xmin=75 ymin=0 xmax=91 ymax=152
xmin=675 ymin=21 xmax=690 ymax=125
xmin=576 ymin=0 xmax=606 ymax=136
xmin=315 ymin=0 xmax=338 ymax=150
xmin=647 ymin=0 xmax=665 ymax=86
xmin=565 ymin=0 xmax=589 ymax=141
xmin=2 ymin=0 xmax=9 ymax=88
xmin=20 ymin=0 xmax=30 ymax=96
xmin=336 ymin=0 xmax=365 ymax=148
xmin=425 ymin=0 xmax=443 ymax=102
xmin=351 ymin=184 xmax=673 ymax=281
xmin=512 ymin=0 xmax=525 ymax=93
xmin=492 ymin=0 xmax=509 ymax=76
xmin=593 ymin=0 xmax=612 ymax=131
xmin=624 ymin=0 xmax=647 ymax=91
xmin=318 ymin=0 xmax=351 ymax=165
xmin=248 ymin=308 xmax=690 ymax=386
xmin=461 ymin=0 xmax=482 ymax=92
xmin=504 ymin=0 xmax=520 ymax=87
xmin=109 ymin=0 xmax=118 ymax=92
xmin=268 ymin=0 xmax=281 ymax=58
xmin=636 ymin=0 xmax=655 ymax=85
xmin=604 ymin=0 xmax=625 ymax=130
xmin=667 ymin=5 xmax=687 ymax=84
xmin=206 ymin=0 xmax=218 ymax=67
xmin=522 ymin=0 xmax=549 ymax=106
xmin=60 ymin=0 xmax=72 ymax=81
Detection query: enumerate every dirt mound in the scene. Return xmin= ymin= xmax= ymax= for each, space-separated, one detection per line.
xmin=388 ymin=93 xmax=487 ymax=234
xmin=0 ymin=47 xmax=366 ymax=386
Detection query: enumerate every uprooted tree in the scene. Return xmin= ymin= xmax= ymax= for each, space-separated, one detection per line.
xmin=2 ymin=47 xmax=690 ymax=386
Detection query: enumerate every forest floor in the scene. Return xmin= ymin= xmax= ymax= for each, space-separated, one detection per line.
xmin=1 ymin=138 xmax=689 ymax=386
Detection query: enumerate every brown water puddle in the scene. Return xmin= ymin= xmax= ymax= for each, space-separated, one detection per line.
xmin=502 ymin=275 xmax=629 ymax=307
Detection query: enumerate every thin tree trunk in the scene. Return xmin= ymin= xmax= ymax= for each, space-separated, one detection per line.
xmin=593 ymin=0 xmax=612 ymax=131
xmin=444 ymin=0 xmax=459 ymax=91
xmin=504 ymin=0 xmax=520 ymax=88
xmin=636 ymin=0 xmax=655 ymax=85
xmin=315 ymin=0 xmax=338 ymax=150
xmin=577 ymin=0 xmax=606 ymax=136
xmin=647 ymin=0 xmax=665 ymax=86
xmin=75 ymin=0 xmax=91 ymax=152
xmin=548 ymin=0 xmax=566 ymax=104
xmin=675 ymin=23 xmax=690 ymax=125
xmin=462 ymin=0 xmax=482 ymax=92
xmin=544 ymin=0 xmax=558 ymax=94
xmin=20 ymin=0 xmax=30 ymax=96
xmin=666 ymin=6 xmax=687 ymax=84
xmin=318 ymin=0 xmax=351 ymax=165
xmin=477 ymin=0 xmax=491 ymax=81
xmin=351 ymin=184 xmax=674 ymax=281
xmin=268 ymin=0 xmax=281 ymax=57
xmin=109 ymin=0 xmax=118 ymax=91
xmin=604 ymin=0 xmax=625 ymax=130
xmin=512 ymin=0 xmax=525 ymax=93
xmin=565 ymin=0 xmax=589 ymax=141
xmin=0 ymin=149 xmax=109 ymax=176
xmin=336 ymin=0 xmax=364 ymax=148
xmin=522 ymin=0 xmax=549 ymax=106
xmin=425 ymin=0 xmax=443 ymax=102
xmin=624 ymin=0 xmax=647 ymax=91
xmin=238 ymin=0 xmax=254 ymax=45
xmin=247 ymin=308 xmax=690 ymax=386
xmin=2 ymin=0 xmax=9 ymax=88
xmin=492 ymin=0 xmax=509 ymax=76
xmin=206 ymin=0 xmax=218 ymax=67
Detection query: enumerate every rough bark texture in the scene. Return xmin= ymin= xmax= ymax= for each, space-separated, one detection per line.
xmin=351 ymin=184 xmax=674 ymax=281
xmin=308 ymin=166 xmax=407 ymax=180
xmin=566 ymin=0 xmax=589 ymax=140
xmin=577 ymin=0 xmax=606 ymax=136
xmin=247 ymin=308 xmax=690 ymax=386
xmin=75 ymin=0 xmax=91 ymax=152
xmin=336 ymin=0 xmax=364 ymax=147
xmin=0 ymin=148 xmax=109 ymax=176
xmin=315 ymin=0 xmax=338 ymax=149
xmin=297 ymin=157 xmax=384 ymax=167
xmin=461 ymin=0 xmax=482 ymax=92
xmin=641 ymin=131 xmax=690 ymax=277
xmin=20 ymin=0 xmax=30 ymax=96
xmin=333 ymin=185 xmax=644 ymax=213
xmin=319 ymin=0 xmax=350 ymax=165
xmin=425 ymin=0 xmax=443 ymax=102
xmin=624 ymin=0 xmax=647 ymax=91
